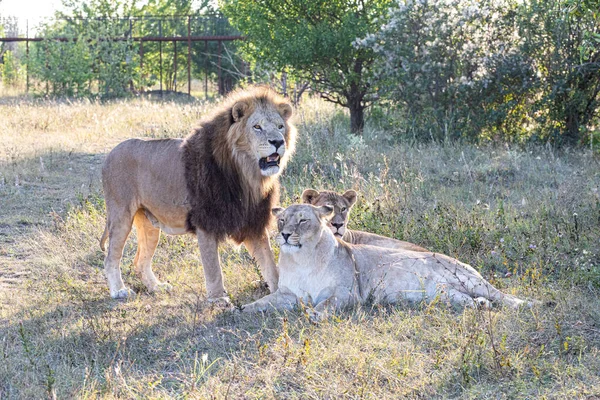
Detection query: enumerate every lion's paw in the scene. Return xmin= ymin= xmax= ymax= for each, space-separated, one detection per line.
xmin=112 ymin=287 xmax=136 ymax=299
xmin=207 ymin=296 xmax=234 ymax=311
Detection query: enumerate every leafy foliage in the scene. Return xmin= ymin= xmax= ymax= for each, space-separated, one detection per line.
xmin=517 ymin=0 xmax=600 ymax=145
xmin=0 ymin=50 xmax=24 ymax=86
xmin=222 ymin=0 xmax=393 ymax=133
xmin=358 ymin=0 xmax=600 ymax=144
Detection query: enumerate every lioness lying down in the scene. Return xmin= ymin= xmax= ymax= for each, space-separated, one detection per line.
xmin=302 ymin=189 xmax=427 ymax=252
xmin=242 ymin=204 xmax=530 ymax=315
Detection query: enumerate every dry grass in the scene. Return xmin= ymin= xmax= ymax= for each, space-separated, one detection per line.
xmin=1 ymin=95 xmax=600 ymax=398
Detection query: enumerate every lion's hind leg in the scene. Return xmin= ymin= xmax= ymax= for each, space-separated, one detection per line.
xmin=104 ymin=206 xmax=136 ymax=299
xmin=133 ymin=210 xmax=172 ymax=294
xmin=445 ymin=285 xmax=524 ymax=309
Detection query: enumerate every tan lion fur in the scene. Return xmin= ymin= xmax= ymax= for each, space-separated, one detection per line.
xmin=302 ymin=189 xmax=428 ymax=252
xmin=243 ymin=204 xmax=530 ymax=316
xmin=100 ymin=86 xmax=296 ymax=300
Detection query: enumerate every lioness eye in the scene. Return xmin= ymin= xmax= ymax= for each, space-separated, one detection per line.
xmin=341 ymin=207 xmax=347 ymax=212
xmin=278 ymin=124 xmax=284 ymax=129
xmin=299 ymin=219 xmax=307 ymax=224
xmin=253 ymin=124 xmax=262 ymax=130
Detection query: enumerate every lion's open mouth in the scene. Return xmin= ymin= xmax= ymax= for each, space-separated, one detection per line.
xmin=259 ymin=153 xmax=281 ymax=170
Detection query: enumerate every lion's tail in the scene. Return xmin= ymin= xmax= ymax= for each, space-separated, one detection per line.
xmin=100 ymin=223 xmax=108 ymax=251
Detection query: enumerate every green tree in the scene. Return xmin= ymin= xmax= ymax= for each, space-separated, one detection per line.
xmin=518 ymin=0 xmax=600 ymax=144
xmin=222 ymin=0 xmax=392 ymax=134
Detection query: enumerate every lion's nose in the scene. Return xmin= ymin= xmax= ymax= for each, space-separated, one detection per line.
xmin=269 ymin=139 xmax=284 ymax=151
xmin=331 ymin=223 xmax=343 ymax=230
xmin=282 ymin=233 xmax=291 ymax=242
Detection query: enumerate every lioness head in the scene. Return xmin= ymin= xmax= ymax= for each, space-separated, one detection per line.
xmin=229 ymin=87 xmax=295 ymax=177
xmin=272 ymin=204 xmax=334 ymax=253
xmin=301 ymin=189 xmax=357 ymax=238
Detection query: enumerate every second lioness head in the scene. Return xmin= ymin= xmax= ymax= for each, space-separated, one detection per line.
xmin=301 ymin=189 xmax=357 ymax=238
xmin=272 ymin=204 xmax=334 ymax=253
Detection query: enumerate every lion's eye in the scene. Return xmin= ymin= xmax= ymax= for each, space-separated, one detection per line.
xmin=278 ymin=124 xmax=284 ymax=129
xmin=341 ymin=207 xmax=347 ymax=212
xmin=299 ymin=219 xmax=307 ymax=224
xmin=253 ymin=124 xmax=262 ymax=130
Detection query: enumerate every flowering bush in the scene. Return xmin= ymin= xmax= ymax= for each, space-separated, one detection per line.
xmin=358 ymin=0 xmax=600 ymax=145
xmin=357 ymin=0 xmax=536 ymax=141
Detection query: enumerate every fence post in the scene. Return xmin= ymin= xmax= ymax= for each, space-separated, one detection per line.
xmin=173 ymin=40 xmax=177 ymax=91
xmin=188 ymin=15 xmax=192 ymax=96
xmin=139 ymin=39 xmax=144 ymax=92
xmin=159 ymin=20 xmax=163 ymax=96
xmin=204 ymin=40 xmax=208 ymax=100
xmin=26 ymin=20 xmax=29 ymax=94
xmin=218 ymin=40 xmax=222 ymax=95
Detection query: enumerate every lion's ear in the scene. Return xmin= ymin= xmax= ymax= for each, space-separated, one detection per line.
xmin=272 ymin=207 xmax=285 ymax=217
xmin=232 ymin=101 xmax=249 ymax=122
xmin=342 ymin=190 xmax=358 ymax=207
xmin=277 ymin=103 xmax=293 ymax=121
xmin=315 ymin=205 xmax=334 ymax=221
xmin=301 ymin=189 xmax=320 ymax=204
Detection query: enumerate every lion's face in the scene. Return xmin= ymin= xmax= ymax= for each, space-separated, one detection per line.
xmin=272 ymin=204 xmax=334 ymax=253
xmin=232 ymin=100 xmax=293 ymax=177
xmin=301 ymin=189 xmax=357 ymax=238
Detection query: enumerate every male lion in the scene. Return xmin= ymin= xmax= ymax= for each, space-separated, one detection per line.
xmin=242 ymin=204 xmax=530 ymax=315
xmin=302 ymin=189 xmax=427 ymax=251
xmin=100 ymin=86 xmax=296 ymax=301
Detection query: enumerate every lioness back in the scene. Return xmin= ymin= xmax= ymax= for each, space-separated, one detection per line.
xmin=301 ymin=188 xmax=428 ymax=252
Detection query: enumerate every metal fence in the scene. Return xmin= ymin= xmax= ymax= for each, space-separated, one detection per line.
xmin=0 ymin=15 xmax=244 ymax=97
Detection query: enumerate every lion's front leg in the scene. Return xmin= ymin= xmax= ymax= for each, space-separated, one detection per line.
xmin=196 ymin=229 xmax=228 ymax=302
xmin=244 ymin=230 xmax=279 ymax=293
xmin=242 ymin=288 xmax=297 ymax=313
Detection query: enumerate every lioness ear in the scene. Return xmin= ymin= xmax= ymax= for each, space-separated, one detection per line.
xmin=272 ymin=207 xmax=285 ymax=217
xmin=277 ymin=103 xmax=293 ymax=121
xmin=232 ymin=101 xmax=249 ymax=122
xmin=342 ymin=190 xmax=358 ymax=207
xmin=316 ymin=205 xmax=334 ymax=220
xmin=301 ymin=189 xmax=320 ymax=204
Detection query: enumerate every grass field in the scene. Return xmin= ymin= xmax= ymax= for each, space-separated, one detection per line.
xmin=1 ymin=94 xmax=600 ymax=398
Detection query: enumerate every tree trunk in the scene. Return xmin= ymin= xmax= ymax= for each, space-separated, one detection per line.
xmin=349 ymin=102 xmax=365 ymax=134
xmin=348 ymin=58 xmax=367 ymax=134
xmin=564 ymin=110 xmax=580 ymax=145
